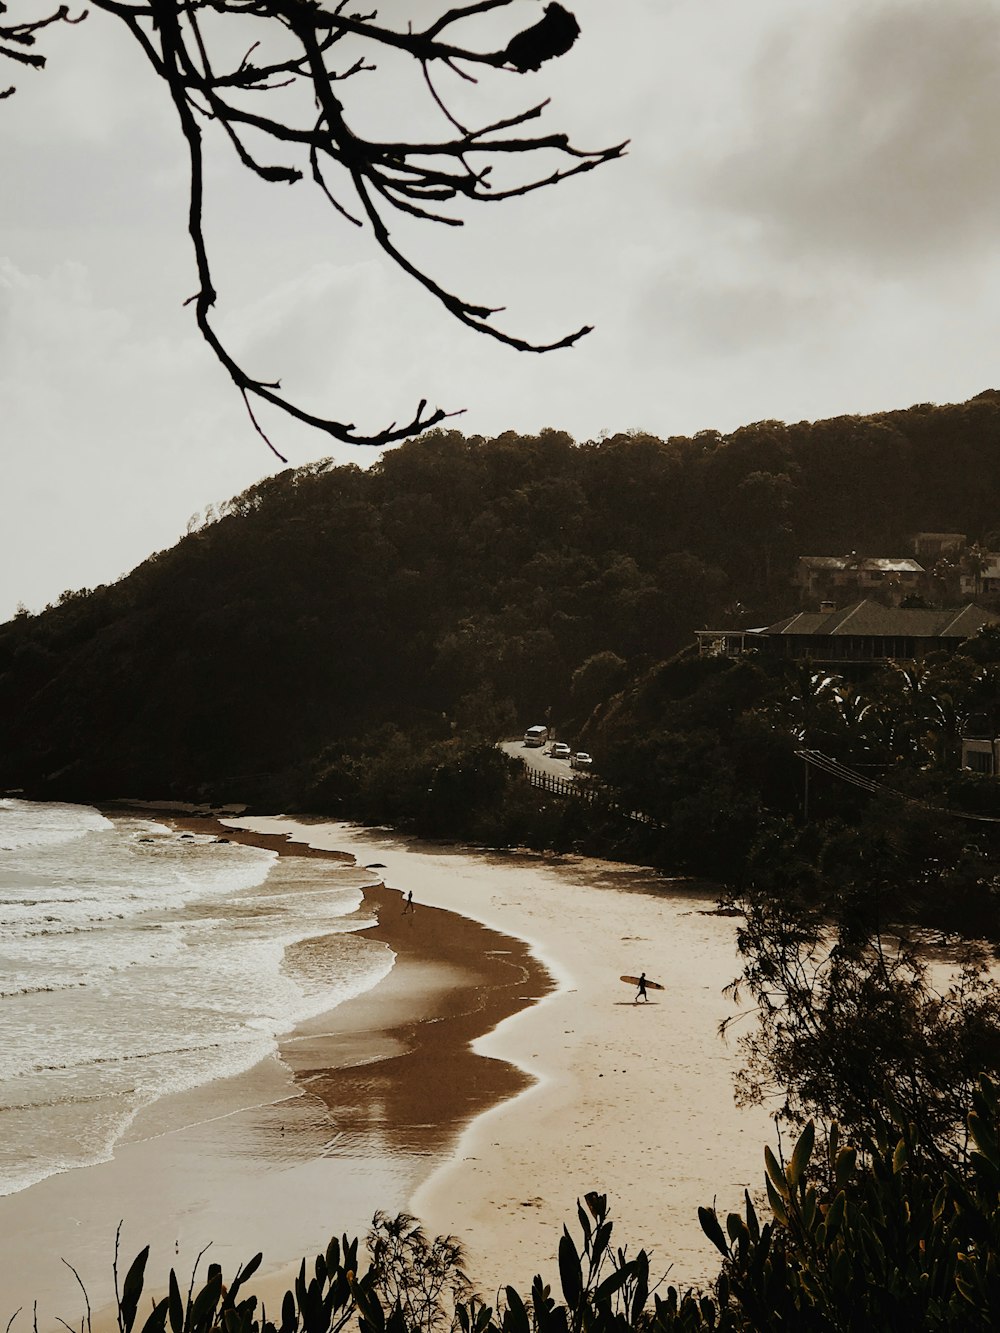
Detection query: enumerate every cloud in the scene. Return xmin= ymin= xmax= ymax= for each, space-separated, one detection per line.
xmin=0 ymin=258 xmax=296 ymax=618
xmin=631 ymin=250 xmax=854 ymax=359
xmin=225 ymin=261 xmax=379 ymax=391
xmin=701 ymin=0 xmax=1000 ymax=269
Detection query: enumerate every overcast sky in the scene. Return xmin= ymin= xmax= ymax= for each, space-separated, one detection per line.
xmin=3 ymin=0 xmax=1000 ymax=620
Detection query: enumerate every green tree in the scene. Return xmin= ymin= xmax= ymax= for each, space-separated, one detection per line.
xmin=727 ymin=470 xmax=797 ymax=593
xmin=725 ymin=881 xmax=1000 ymax=1163
xmin=570 ymin=652 xmax=630 ymax=718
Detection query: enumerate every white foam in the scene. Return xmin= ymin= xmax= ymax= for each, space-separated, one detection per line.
xmin=0 ymin=802 xmax=394 ymax=1197
xmin=0 ymin=799 xmax=112 ymax=850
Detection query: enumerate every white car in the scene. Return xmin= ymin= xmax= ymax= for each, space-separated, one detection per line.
xmin=571 ymin=752 xmax=593 ymax=770
xmin=550 ymin=742 xmax=572 ymax=760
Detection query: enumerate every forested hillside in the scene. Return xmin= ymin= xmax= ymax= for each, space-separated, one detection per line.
xmin=4 ymin=391 xmax=1000 ymax=808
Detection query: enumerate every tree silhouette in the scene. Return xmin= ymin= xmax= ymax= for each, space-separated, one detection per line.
xmin=1 ymin=1 xmax=625 ymax=458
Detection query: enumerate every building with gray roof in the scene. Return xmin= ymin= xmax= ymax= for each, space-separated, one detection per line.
xmin=697 ymin=600 xmax=1000 ymax=667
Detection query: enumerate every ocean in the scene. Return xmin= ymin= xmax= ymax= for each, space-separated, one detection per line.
xmin=0 ymin=798 xmax=393 ymax=1198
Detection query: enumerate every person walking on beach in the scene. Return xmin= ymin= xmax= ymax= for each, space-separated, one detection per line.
xmin=635 ymin=972 xmax=648 ymax=1004
xmin=402 ymin=889 xmax=414 ymax=914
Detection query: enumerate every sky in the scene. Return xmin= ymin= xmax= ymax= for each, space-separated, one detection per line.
xmin=3 ymin=0 xmax=1000 ymax=620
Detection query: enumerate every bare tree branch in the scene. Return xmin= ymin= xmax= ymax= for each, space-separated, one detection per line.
xmin=4 ymin=0 xmax=628 ymax=449
xmin=0 ymin=4 xmax=82 ymax=86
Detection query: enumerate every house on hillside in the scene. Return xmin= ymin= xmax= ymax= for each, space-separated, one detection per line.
xmin=793 ymin=555 xmax=924 ymax=608
xmin=911 ymin=532 xmax=967 ymax=562
xmin=961 ymin=733 xmax=1000 ymax=775
xmin=961 ymin=705 xmax=1000 ymax=776
xmin=960 ymin=551 xmax=1000 ymax=601
xmin=695 ymin=628 xmax=766 ymax=658
xmin=760 ymin=602 xmax=1000 ymax=665
xmin=697 ymin=601 xmax=1000 ymax=667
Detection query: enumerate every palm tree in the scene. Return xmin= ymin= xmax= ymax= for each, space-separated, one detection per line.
xmin=962 ymin=543 xmax=988 ymax=600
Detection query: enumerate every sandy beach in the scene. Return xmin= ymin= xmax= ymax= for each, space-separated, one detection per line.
xmin=0 ymin=816 xmax=550 ymax=1325
xmin=229 ymin=820 xmax=776 ymax=1305
xmin=0 ymin=815 xmax=775 ymax=1325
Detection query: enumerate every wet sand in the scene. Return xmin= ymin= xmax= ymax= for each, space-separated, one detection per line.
xmin=0 ymin=819 xmax=550 ymax=1327
xmin=231 ymin=820 xmax=776 ymax=1303
xmin=2 ymin=815 xmax=775 ymax=1326
xmin=176 ymin=818 xmax=553 ymax=1172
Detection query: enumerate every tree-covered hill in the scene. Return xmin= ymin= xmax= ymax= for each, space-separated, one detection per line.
xmin=4 ymin=392 xmax=1000 ymax=808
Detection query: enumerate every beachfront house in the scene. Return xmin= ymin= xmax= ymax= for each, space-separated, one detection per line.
xmin=961 ymin=733 xmax=1000 ymax=775
xmin=793 ymin=554 xmax=925 ymax=608
xmin=698 ymin=600 xmax=1000 ymax=668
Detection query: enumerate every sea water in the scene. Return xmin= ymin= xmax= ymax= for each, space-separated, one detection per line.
xmin=0 ymin=799 xmax=393 ymax=1196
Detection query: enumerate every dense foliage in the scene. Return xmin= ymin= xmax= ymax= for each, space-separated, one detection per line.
xmin=593 ymin=635 xmax=1000 ymax=902
xmin=49 ymin=1078 xmax=1000 ymax=1333
xmin=5 ymin=392 xmax=1000 ymax=821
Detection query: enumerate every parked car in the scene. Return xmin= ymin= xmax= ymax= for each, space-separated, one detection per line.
xmin=571 ymin=751 xmax=593 ymax=770
xmin=550 ymin=742 xmax=572 ymax=760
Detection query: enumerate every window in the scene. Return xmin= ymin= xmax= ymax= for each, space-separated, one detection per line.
xmin=965 ymin=750 xmax=995 ymax=775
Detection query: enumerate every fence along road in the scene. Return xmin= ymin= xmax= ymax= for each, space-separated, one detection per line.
xmin=498 ymin=740 xmax=654 ymax=825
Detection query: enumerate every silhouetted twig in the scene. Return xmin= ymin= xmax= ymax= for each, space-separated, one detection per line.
xmin=2 ymin=0 xmax=627 ymax=449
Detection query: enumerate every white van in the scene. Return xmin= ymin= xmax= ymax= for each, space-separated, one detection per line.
xmin=523 ymin=725 xmax=549 ymax=747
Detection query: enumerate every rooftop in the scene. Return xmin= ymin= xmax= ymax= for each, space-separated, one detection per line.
xmin=765 ymin=601 xmax=1000 ymax=638
xmin=798 ymin=555 xmax=924 ymax=573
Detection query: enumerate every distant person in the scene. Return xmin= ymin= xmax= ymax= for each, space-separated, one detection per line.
xmin=402 ymin=889 xmax=414 ymax=915
xmin=635 ymin=972 xmax=648 ymax=1004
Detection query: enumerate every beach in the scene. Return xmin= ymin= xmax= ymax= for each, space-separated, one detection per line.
xmin=0 ymin=812 xmax=774 ymax=1324
xmin=229 ymin=820 xmax=776 ymax=1305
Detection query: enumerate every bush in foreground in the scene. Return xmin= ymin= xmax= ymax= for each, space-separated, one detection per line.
xmin=36 ymin=1077 xmax=1000 ymax=1333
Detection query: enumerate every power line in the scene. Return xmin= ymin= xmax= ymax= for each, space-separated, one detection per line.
xmin=794 ymin=748 xmax=1000 ymax=824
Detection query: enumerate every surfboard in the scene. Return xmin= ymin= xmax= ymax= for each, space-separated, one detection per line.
xmin=620 ymin=974 xmax=664 ymax=990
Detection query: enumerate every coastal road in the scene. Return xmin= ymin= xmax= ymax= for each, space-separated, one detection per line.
xmin=499 ymin=739 xmax=583 ymax=780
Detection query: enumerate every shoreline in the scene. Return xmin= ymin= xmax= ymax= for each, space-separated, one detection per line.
xmin=0 ymin=810 xmax=553 ymax=1325
xmin=166 ymin=815 xmax=559 ymax=1316
xmin=226 ymin=818 xmax=776 ymax=1299
xmin=170 ymin=813 xmax=554 ymax=1172
xmin=1 ymin=806 xmax=775 ymax=1322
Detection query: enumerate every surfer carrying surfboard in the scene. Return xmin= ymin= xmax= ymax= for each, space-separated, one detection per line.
xmin=619 ymin=973 xmax=664 ymax=1002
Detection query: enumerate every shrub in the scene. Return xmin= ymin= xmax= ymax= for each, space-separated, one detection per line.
xmin=40 ymin=1077 xmax=1000 ymax=1333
